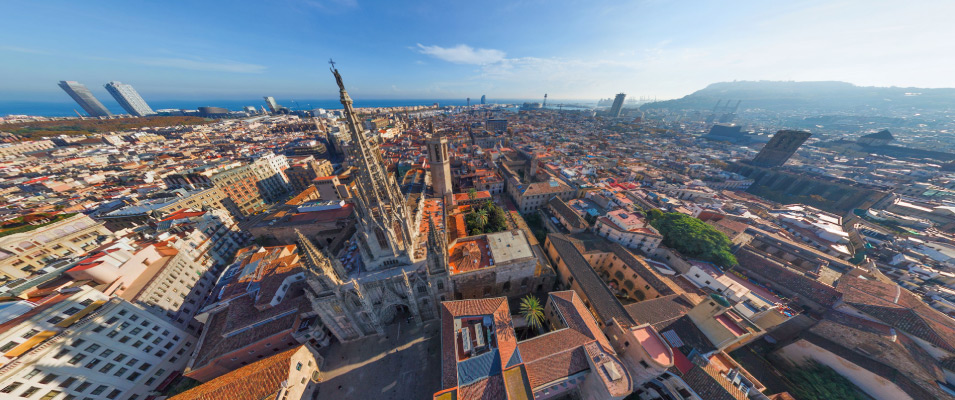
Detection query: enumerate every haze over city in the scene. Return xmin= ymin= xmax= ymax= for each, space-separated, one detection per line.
xmin=4 ymin=2 xmax=955 ymax=400
xmin=3 ymin=0 xmax=955 ymax=102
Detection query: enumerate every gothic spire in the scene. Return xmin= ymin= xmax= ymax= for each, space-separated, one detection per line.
xmin=296 ymin=229 xmax=345 ymax=283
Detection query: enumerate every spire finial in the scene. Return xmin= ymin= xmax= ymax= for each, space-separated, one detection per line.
xmin=328 ymin=58 xmax=337 ymax=71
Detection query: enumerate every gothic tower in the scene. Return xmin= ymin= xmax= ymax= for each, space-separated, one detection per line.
xmin=427 ymin=123 xmax=452 ymax=199
xmin=331 ymin=64 xmax=417 ymax=270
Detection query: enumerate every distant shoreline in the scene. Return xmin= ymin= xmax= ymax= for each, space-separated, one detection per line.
xmin=0 ymin=98 xmax=600 ymax=117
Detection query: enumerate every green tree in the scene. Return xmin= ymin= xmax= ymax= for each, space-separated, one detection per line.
xmin=646 ymin=208 xmax=664 ymax=222
xmin=650 ymin=212 xmax=737 ymax=267
xmin=475 ymin=209 xmax=489 ymax=228
xmin=467 ymin=188 xmax=477 ymax=202
xmin=520 ymin=295 xmax=545 ymax=332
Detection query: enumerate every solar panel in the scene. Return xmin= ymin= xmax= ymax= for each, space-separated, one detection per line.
xmin=661 ymin=329 xmax=684 ymax=348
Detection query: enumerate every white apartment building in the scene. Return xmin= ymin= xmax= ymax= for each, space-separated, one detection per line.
xmin=594 ymin=209 xmax=663 ymax=254
xmin=66 ymin=232 xmax=219 ymax=333
xmin=250 ymin=153 xmax=292 ymax=203
xmin=0 ymin=214 xmax=113 ymax=281
xmin=0 ymin=286 xmax=195 ymax=400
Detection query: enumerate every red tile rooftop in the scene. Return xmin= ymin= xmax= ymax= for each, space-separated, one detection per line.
xmin=449 ymin=238 xmax=491 ymax=274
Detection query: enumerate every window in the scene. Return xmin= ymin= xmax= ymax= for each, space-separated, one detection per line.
xmin=1 ymin=382 xmax=22 ymax=393
xmin=639 ymin=360 xmax=650 ymax=368
xmin=106 ymin=389 xmax=122 ymax=399
xmin=19 ymin=386 xmax=40 ymax=397
xmin=39 ymin=374 xmax=58 ymax=384
xmin=24 ymin=369 xmax=41 ymax=379
xmin=295 ymin=362 xmax=303 ymax=371
xmin=90 ymin=385 xmax=107 ymax=395
xmin=39 ymin=390 xmax=61 ymax=400
xmin=0 ymin=341 xmax=18 ymax=352
xmin=67 ymin=354 xmax=86 ymax=365
xmin=63 ymin=307 xmax=81 ymax=315
xmin=99 ymin=363 xmax=115 ymax=374
xmin=113 ymin=354 xmax=126 ymax=362
xmin=70 ymin=339 xmax=86 ymax=348
xmin=126 ymin=372 xmax=141 ymax=381
xmin=22 ymin=329 xmax=40 ymax=339
xmin=113 ymin=368 xmax=128 ymax=377
xmin=58 ymin=377 xmax=76 ymax=388
xmin=100 ymin=349 xmax=113 ymax=357
xmin=138 ymin=363 xmax=151 ymax=371
xmin=85 ymin=359 xmax=101 ymax=369
xmin=46 ymin=316 xmax=64 ymax=324
xmin=85 ymin=344 xmax=100 ymax=352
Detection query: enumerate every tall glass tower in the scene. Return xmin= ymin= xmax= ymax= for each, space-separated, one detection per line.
xmin=104 ymin=81 xmax=155 ymax=117
xmin=609 ymin=93 xmax=626 ymax=118
xmin=58 ymin=81 xmax=113 ymax=117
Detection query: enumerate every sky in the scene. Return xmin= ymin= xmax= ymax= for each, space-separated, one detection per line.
xmin=2 ymin=0 xmax=955 ymax=102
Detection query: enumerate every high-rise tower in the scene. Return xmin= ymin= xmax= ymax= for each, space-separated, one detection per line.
xmin=331 ymin=63 xmax=416 ymax=270
xmin=58 ymin=81 xmax=112 ymax=117
xmin=480 ymin=95 xmax=486 ymax=105
xmin=609 ymin=93 xmax=626 ymax=118
xmin=104 ymin=81 xmax=155 ymax=117
xmin=427 ymin=123 xmax=452 ymax=199
xmin=751 ymin=130 xmax=812 ymax=167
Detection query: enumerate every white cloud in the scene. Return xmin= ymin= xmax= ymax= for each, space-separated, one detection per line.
xmin=415 ymin=44 xmax=506 ymax=65
xmin=0 ymin=45 xmax=50 ymax=55
xmin=131 ymin=57 xmax=267 ymax=74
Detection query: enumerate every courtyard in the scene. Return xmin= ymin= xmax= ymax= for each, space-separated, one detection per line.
xmin=315 ymin=316 xmax=442 ymax=400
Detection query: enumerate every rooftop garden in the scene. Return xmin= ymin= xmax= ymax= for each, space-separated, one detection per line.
xmin=0 ymin=212 xmax=77 ymax=238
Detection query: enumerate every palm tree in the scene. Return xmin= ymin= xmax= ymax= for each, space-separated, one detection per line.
xmin=475 ymin=209 xmax=489 ymax=228
xmin=467 ymin=188 xmax=477 ymax=202
xmin=520 ymin=295 xmax=545 ymax=335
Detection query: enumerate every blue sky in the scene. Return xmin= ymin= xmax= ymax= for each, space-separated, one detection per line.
xmin=2 ymin=0 xmax=954 ymax=102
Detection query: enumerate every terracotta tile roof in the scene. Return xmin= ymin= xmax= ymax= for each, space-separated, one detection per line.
xmin=547 ymin=234 xmax=634 ymax=326
xmin=171 ymin=346 xmax=302 ymax=400
xmin=522 ymin=346 xmax=589 ymax=389
xmin=672 ymin=364 xmax=748 ymax=400
xmin=549 ymin=291 xmax=612 ymax=351
xmin=625 ymin=294 xmax=695 ymax=326
xmin=836 ymin=274 xmax=955 ymax=353
xmin=804 ymin=316 xmax=952 ymax=400
xmin=449 ymin=238 xmax=491 ymax=274
xmin=440 ymin=298 xmax=517 ymax=391
xmin=457 ymin=374 xmax=505 ymax=400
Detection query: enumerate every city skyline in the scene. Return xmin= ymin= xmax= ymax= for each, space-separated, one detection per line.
xmin=2 ymin=0 xmax=955 ymax=103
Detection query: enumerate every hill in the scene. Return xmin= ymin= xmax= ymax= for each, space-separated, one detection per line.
xmin=643 ymin=81 xmax=955 ymax=113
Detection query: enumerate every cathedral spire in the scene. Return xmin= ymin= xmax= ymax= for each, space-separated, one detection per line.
xmin=296 ymin=229 xmax=345 ymax=283
xmin=329 ymin=61 xmax=417 ymax=270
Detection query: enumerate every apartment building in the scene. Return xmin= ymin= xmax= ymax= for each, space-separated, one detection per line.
xmin=248 ymin=153 xmax=292 ymax=203
xmin=0 ymin=213 xmax=112 ymax=282
xmin=594 ymin=209 xmax=663 ymax=254
xmin=0 ymin=286 xmax=195 ymax=400
xmin=0 ymin=140 xmax=55 ymax=158
xmin=284 ymin=156 xmax=334 ymax=193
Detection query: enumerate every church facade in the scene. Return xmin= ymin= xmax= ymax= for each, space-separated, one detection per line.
xmin=301 ymin=66 xmax=452 ymax=343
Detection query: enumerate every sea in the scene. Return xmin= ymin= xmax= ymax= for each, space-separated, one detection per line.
xmin=0 ymin=98 xmax=599 ymax=117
